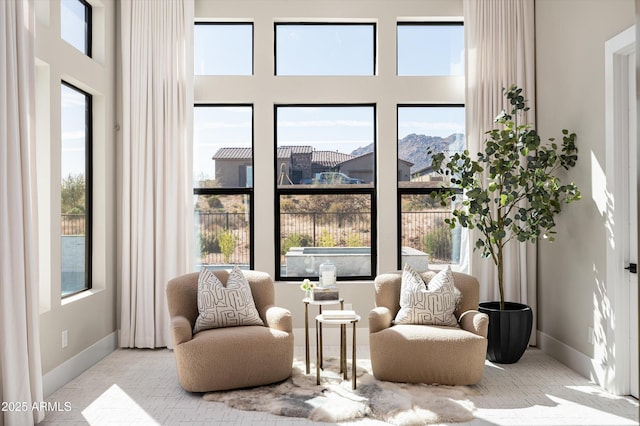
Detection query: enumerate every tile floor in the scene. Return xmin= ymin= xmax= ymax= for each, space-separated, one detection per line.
xmin=40 ymin=346 xmax=638 ymax=425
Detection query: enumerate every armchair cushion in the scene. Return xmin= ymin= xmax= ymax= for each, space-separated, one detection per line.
xmin=394 ymin=265 xmax=458 ymax=327
xmin=194 ymin=267 xmax=264 ymax=333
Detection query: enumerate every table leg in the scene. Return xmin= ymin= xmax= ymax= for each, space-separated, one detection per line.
xmin=352 ymin=321 xmax=357 ymax=389
xmin=319 ymin=306 xmax=323 ymax=369
xmin=316 ymin=318 xmax=321 ymax=385
xmin=339 ymin=300 xmax=345 ymax=374
xmin=341 ymin=324 xmax=345 ymax=374
xmin=305 ymin=302 xmax=310 ymax=374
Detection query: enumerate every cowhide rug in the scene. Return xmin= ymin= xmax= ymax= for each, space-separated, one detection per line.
xmin=203 ymin=358 xmax=476 ymax=425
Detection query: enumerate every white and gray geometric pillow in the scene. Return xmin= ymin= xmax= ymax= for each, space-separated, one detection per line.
xmin=394 ymin=264 xmax=459 ymax=327
xmin=193 ymin=267 xmax=264 ymax=333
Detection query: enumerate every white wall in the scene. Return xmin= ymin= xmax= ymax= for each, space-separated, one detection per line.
xmin=35 ymin=0 xmax=117 ymax=392
xmin=535 ymin=0 xmax=634 ymax=382
xmin=195 ymin=0 xmax=464 ymax=332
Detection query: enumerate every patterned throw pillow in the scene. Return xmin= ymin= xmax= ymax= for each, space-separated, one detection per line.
xmin=193 ymin=267 xmax=264 ymax=333
xmin=394 ymin=264 xmax=459 ymax=326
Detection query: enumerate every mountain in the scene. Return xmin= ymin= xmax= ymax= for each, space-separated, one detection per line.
xmin=350 ymin=133 xmax=465 ymax=173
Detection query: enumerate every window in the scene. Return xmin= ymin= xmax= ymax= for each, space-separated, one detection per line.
xmin=193 ymin=105 xmax=253 ymax=269
xmin=276 ymin=105 xmax=376 ymax=280
xmin=275 ymin=24 xmax=375 ymax=76
xmin=397 ymin=105 xmax=465 ymax=270
xmin=61 ymin=81 xmax=92 ymax=297
xmin=61 ymin=0 xmax=91 ymax=56
xmin=397 ymin=23 xmax=463 ymax=76
xmin=194 ymin=23 xmax=253 ymax=75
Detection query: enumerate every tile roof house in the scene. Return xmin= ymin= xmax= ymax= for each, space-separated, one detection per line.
xmin=212 ymin=145 xmax=408 ymax=186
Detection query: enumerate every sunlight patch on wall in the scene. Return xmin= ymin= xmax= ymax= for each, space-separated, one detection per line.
xmin=591 ymin=151 xmax=609 ymax=216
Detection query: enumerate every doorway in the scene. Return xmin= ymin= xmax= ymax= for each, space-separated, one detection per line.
xmin=605 ymin=25 xmax=638 ymax=398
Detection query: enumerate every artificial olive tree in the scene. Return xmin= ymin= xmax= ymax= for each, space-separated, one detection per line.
xmin=430 ymin=85 xmax=581 ymax=309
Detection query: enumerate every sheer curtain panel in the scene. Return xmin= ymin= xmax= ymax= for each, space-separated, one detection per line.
xmin=119 ymin=0 xmax=194 ymax=348
xmin=464 ymin=0 xmax=537 ymax=344
xmin=0 ymin=0 xmax=45 ymax=424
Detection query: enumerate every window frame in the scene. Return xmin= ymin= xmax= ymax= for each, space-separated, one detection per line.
xmin=396 ymin=21 xmax=464 ymax=77
xmin=61 ymin=80 xmax=93 ymax=298
xmin=274 ymin=22 xmax=377 ymax=76
xmin=61 ymin=0 xmax=92 ymax=57
xmin=274 ymin=103 xmax=377 ymax=282
xmin=194 ymin=22 xmax=254 ymax=76
xmin=193 ymin=103 xmax=255 ymax=270
xmin=396 ymin=103 xmax=464 ymax=270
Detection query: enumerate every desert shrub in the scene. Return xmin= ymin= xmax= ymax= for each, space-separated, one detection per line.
xmin=423 ymin=225 xmax=452 ymax=260
xmin=206 ymin=195 xmax=223 ymax=209
xmin=199 ymin=229 xmax=220 ymax=256
xmin=319 ymin=230 xmax=337 ymax=247
xmin=281 ymin=233 xmax=313 ymax=255
xmin=218 ymin=228 xmax=238 ymax=263
xmin=346 ymin=233 xmax=363 ymax=247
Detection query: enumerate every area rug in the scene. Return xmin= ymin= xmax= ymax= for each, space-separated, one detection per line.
xmin=203 ymin=358 xmax=476 ymax=425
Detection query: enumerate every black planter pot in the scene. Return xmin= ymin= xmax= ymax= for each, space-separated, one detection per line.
xmin=478 ymin=301 xmax=533 ymax=364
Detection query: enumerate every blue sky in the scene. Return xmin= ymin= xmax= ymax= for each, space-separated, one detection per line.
xmin=192 ymin=23 xmax=464 ymax=182
xmin=61 ymin=84 xmax=87 ymax=178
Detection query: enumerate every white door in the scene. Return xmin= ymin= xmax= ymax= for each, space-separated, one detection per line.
xmin=628 ymin=53 xmax=638 ymax=399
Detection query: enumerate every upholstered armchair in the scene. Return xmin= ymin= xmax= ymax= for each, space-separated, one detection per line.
xmin=369 ymin=270 xmax=488 ymax=385
xmin=166 ymin=270 xmax=294 ymax=392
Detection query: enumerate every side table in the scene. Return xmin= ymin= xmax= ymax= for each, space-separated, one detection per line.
xmin=315 ymin=313 xmax=360 ymax=390
xmin=303 ymin=298 xmax=344 ymax=374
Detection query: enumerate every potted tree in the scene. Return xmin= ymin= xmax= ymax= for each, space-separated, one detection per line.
xmin=430 ymin=85 xmax=581 ymax=363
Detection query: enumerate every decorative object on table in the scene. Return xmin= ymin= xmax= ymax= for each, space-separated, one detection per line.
xmin=300 ymin=278 xmax=315 ymax=299
xmin=321 ymin=310 xmax=357 ymax=320
xmin=203 ymin=357 xmax=475 ymax=425
xmin=312 ymin=287 xmax=340 ymax=301
xmin=318 ymin=259 xmax=337 ymax=287
xmin=429 ymin=85 xmax=581 ymax=364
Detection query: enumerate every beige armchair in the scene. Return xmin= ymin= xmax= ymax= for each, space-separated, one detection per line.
xmin=166 ymin=270 xmax=294 ymax=392
xmin=369 ymin=270 xmax=488 ymax=385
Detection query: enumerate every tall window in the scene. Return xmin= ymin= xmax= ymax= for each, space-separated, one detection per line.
xmin=275 ymin=23 xmax=375 ymax=76
xmin=193 ymin=105 xmax=253 ymax=269
xmin=61 ymin=0 xmax=91 ymax=56
xmin=397 ymin=23 xmax=463 ymax=76
xmin=397 ymin=105 xmax=465 ymax=270
xmin=275 ymin=105 xmax=376 ymax=280
xmin=194 ymin=23 xmax=253 ymax=75
xmin=61 ymin=81 xmax=92 ymax=297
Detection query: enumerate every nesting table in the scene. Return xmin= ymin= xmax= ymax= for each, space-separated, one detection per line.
xmin=315 ymin=313 xmax=360 ymax=389
xmin=303 ymin=298 xmax=343 ymax=374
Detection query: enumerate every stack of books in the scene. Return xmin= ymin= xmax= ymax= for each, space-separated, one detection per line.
xmin=322 ymin=310 xmax=357 ymax=320
xmin=312 ymin=287 xmax=340 ymax=301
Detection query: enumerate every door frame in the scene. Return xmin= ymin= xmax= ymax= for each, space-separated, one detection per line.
xmin=604 ymin=25 xmax=635 ymax=396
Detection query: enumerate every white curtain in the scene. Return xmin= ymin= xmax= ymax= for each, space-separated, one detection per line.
xmin=120 ymin=0 xmax=194 ymax=348
xmin=0 ymin=0 xmax=45 ymax=424
xmin=464 ymin=0 xmax=537 ymax=344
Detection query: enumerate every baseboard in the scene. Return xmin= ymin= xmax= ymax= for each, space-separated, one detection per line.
xmin=42 ymin=332 xmax=118 ymax=398
xmin=537 ymin=330 xmax=597 ymax=384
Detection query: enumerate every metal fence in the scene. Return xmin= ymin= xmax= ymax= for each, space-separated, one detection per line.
xmin=196 ymin=212 xmax=251 ymax=265
xmin=61 ymin=214 xmax=85 ymax=235
xmin=66 ymin=210 xmax=458 ymax=266
xmin=280 ymin=211 xmax=372 ymax=248
xmin=400 ymin=210 xmax=458 ymax=263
